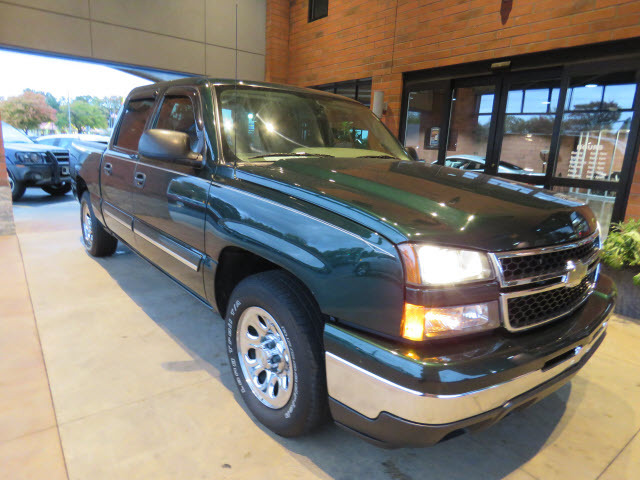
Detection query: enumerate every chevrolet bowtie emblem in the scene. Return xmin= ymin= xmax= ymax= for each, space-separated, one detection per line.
xmin=565 ymin=260 xmax=588 ymax=288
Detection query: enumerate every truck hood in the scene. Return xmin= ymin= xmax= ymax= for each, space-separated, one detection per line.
xmin=4 ymin=142 xmax=67 ymax=153
xmin=237 ymin=157 xmax=597 ymax=251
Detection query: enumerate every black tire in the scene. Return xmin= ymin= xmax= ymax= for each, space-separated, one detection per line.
xmin=80 ymin=191 xmax=118 ymax=257
xmin=8 ymin=171 xmax=26 ymax=201
xmin=226 ymin=270 xmax=328 ymax=437
xmin=42 ymin=182 xmax=72 ymax=196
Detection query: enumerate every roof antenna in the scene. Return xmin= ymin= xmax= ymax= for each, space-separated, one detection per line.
xmin=233 ymin=2 xmax=238 ymax=175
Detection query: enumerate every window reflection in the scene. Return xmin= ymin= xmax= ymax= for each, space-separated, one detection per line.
xmin=404 ymin=87 xmax=448 ymax=162
xmin=499 ymin=79 xmax=560 ymax=176
xmin=555 ymin=72 xmax=637 ymax=182
xmin=446 ymin=85 xmax=496 ymax=161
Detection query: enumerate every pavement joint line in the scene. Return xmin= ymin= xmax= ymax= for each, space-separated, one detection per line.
xmin=55 ymin=376 xmax=222 ymax=428
xmin=595 ymin=426 xmax=640 ymax=480
xmin=15 ymin=233 xmax=70 ymax=480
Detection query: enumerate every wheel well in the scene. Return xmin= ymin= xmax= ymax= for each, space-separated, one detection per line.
xmin=214 ymin=247 xmax=320 ymax=319
xmin=75 ymin=176 xmax=88 ymax=201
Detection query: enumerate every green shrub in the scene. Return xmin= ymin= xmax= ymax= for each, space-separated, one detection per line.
xmin=601 ymin=219 xmax=640 ymax=272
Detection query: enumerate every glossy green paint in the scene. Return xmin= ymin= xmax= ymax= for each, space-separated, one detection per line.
xmin=238 ymin=157 xmax=598 ymax=252
xmin=204 ymin=164 xmax=406 ymax=337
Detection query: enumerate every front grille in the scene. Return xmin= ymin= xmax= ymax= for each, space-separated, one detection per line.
xmin=506 ymin=270 xmax=596 ymax=330
xmin=51 ymin=151 xmax=70 ymax=164
xmin=499 ymin=237 xmax=599 ymax=283
xmin=493 ymin=232 xmax=601 ymax=332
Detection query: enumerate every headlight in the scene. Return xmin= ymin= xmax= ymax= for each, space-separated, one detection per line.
xmin=402 ymin=302 xmax=500 ymax=340
xmin=398 ymin=244 xmax=494 ymax=286
xmin=16 ymin=152 xmax=45 ymax=163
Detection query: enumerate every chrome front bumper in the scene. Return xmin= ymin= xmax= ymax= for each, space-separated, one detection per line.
xmin=326 ymin=318 xmax=608 ymax=426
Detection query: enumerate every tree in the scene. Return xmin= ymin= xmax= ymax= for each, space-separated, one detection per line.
xmin=564 ymin=101 xmax=622 ymax=134
xmin=0 ymin=90 xmax=56 ymax=132
xmin=67 ymin=99 xmax=108 ymax=133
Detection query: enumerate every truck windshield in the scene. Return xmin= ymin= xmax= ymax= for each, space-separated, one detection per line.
xmin=1 ymin=122 xmax=33 ymax=144
xmin=217 ymin=87 xmax=410 ymax=162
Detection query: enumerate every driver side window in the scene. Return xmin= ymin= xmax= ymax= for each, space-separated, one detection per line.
xmin=155 ymin=95 xmax=198 ymax=147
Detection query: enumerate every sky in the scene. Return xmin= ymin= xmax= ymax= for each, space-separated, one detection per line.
xmin=0 ymin=49 xmax=152 ymax=100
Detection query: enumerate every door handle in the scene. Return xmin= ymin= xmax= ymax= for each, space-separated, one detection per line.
xmin=103 ymin=163 xmax=113 ymax=175
xmin=134 ymin=172 xmax=146 ymax=188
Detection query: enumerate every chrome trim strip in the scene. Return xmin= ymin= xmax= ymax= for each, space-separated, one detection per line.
xmin=104 ymin=207 xmax=133 ymax=230
xmin=134 ymin=228 xmax=201 ymax=272
xmin=325 ymin=321 xmax=607 ymax=425
xmin=488 ymin=231 xmax=600 ymax=288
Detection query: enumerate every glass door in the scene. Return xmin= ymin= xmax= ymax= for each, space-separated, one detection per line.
xmin=550 ymin=70 xmax=638 ymax=234
xmin=401 ymin=58 xmax=640 ymax=228
xmin=492 ymin=71 xmax=562 ymax=184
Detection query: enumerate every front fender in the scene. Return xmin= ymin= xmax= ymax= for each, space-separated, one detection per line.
xmin=204 ymin=175 xmax=405 ymax=339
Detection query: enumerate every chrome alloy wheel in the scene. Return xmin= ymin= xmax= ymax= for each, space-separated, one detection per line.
xmin=236 ymin=306 xmax=293 ymax=409
xmin=81 ymin=202 xmax=93 ymax=248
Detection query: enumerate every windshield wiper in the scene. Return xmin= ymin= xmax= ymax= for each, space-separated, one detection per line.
xmin=249 ymin=152 xmax=335 ymax=159
xmin=356 ymin=154 xmax=399 ymax=159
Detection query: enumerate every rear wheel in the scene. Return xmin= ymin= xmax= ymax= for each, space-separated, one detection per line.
xmin=8 ymin=171 xmax=25 ymax=201
xmin=42 ymin=182 xmax=71 ymax=196
xmin=80 ymin=191 xmax=117 ymax=257
xmin=226 ymin=270 xmax=328 ymax=437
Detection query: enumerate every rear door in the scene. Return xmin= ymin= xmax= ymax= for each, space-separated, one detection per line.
xmin=101 ymin=95 xmax=155 ymax=245
xmin=131 ymin=86 xmax=210 ymax=297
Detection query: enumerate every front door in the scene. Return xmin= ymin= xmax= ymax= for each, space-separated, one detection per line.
xmin=101 ymin=96 xmax=155 ymax=245
xmin=131 ymin=87 xmax=210 ymax=297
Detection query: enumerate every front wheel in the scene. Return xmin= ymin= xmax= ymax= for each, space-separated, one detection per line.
xmin=8 ymin=171 xmax=25 ymax=201
xmin=226 ymin=270 xmax=328 ymax=437
xmin=80 ymin=191 xmax=117 ymax=257
xmin=42 ymin=183 xmax=72 ymax=196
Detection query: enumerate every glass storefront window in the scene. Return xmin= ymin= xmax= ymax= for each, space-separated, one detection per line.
xmin=553 ymin=186 xmax=616 ymax=238
xmin=404 ymin=86 xmax=448 ymax=162
xmin=446 ymin=85 xmax=496 ymax=165
xmin=554 ymin=72 xmax=637 ymax=182
xmin=498 ymin=79 xmax=561 ymax=177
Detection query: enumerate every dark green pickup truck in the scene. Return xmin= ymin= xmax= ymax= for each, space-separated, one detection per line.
xmin=73 ymin=78 xmax=615 ymax=447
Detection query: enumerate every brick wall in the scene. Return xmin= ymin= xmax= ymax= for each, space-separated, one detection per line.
xmin=267 ymin=0 xmax=640 ymax=135
xmin=627 ymin=150 xmax=640 ymax=220
xmin=266 ymin=0 xmax=640 ymax=220
xmin=266 ymin=0 xmax=290 ymax=84
xmin=0 ymin=114 xmax=8 ymax=188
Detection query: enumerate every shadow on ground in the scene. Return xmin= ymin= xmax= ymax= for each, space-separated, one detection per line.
xmin=94 ymin=244 xmax=570 ymax=480
xmin=13 ymin=190 xmax=75 ymax=206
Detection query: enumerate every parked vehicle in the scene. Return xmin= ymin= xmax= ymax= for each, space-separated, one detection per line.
xmin=439 ymin=154 xmax=545 ymax=175
xmin=36 ymin=133 xmax=110 ymax=149
xmin=73 ymin=78 xmax=615 ymax=447
xmin=2 ymin=122 xmax=72 ymax=201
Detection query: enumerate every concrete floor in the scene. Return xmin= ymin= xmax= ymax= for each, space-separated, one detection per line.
xmin=2 ymin=190 xmax=640 ymax=480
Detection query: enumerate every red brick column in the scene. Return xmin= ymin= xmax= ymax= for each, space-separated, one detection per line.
xmin=0 ymin=114 xmax=8 ymax=188
xmin=626 ymin=149 xmax=640 ymax=220
xmin=265 ymin=0 xmax=290 ymax=84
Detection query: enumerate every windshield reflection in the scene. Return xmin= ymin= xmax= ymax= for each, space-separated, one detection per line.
xmin=216 ymin=86 xmax=410 ymax=162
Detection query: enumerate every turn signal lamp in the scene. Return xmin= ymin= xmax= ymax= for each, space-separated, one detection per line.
xmin=402 ymin=302 xmax=499 ymax=340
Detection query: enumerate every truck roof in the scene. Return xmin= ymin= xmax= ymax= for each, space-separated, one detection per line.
xmin=126 ymin=77 xmax=362 ymax=105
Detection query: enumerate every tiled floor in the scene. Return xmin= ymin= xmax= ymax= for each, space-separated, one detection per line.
xmin=2 ymin=190 xmax=639 ymax=480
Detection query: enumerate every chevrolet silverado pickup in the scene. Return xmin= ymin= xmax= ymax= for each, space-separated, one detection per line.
xmin=3 ymin=121 xmax=72 ymax=201
xmin=73 ymin=78 xmax=615 ymax=447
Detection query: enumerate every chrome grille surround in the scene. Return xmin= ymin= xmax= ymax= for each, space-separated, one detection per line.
xmin=489 ymin=231 xmax=601 ymax=332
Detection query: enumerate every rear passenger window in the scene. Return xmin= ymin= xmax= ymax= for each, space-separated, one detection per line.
xmin=114 ymin=98 xmax=154 ymax=151
xmin=155 ymin=96 xmax=198 ymax=145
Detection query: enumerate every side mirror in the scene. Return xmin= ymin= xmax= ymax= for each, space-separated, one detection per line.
xmin=405 ymin=146 xmax=420 ymax=161
xmin=138 ymin=129 xmax=204 ymax=168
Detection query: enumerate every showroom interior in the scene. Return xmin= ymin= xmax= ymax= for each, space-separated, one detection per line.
xmin=1 ymin=1 xmax=640 ymax=479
